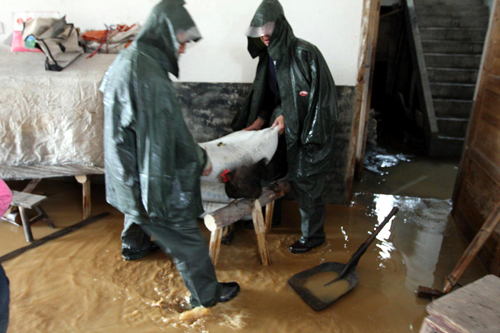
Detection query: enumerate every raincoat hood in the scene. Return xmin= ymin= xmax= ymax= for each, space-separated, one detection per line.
xmin=247 ymin=0 xmax=294 ymax=60
xmin=134 ymin=0 xmax=201 ymax=78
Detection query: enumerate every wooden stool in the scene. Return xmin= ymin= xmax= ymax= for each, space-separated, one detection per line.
xmin=9 ymin=191 xmax=55 ymax=242
xmin=204 ymin=179 xmax=290 ymax=266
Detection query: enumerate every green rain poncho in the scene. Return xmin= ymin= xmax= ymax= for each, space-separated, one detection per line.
xmin=231 ymin=0 xmax=339 ymax=179
xmin=101 ymin=0 xmax=207 ymax=224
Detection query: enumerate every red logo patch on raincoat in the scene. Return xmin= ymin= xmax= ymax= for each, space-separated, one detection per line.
xmin=299 ymin=91 xmax=309 ymax=97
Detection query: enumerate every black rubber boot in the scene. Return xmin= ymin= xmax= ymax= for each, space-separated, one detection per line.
xmin=219 ymin=282 xmax=240 ymax=303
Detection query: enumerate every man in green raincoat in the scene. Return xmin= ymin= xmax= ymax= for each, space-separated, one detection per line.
xmin=101 ymin=0 xmax=239 ymax=308
xmin=232 ymin=0 xmax=339 ymax=254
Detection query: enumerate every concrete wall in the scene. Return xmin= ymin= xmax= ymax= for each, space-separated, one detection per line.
xmin=0 ymin=0 xmax=363 ymax=86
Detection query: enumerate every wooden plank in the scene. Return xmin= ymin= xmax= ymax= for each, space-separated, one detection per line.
xmin=427 ymin=275 xmax=500 ymax=333
xmin=465 ymin=161 xmax=500 ymax=222
xmin=252 ymin=200 xmax=271 ymax=266
xmin=356 ymin=0 xmax=382 ymax=180
xmin=10 ymin=191 xmax=46 ymax=209
xmin=452 ymin=0 xmax=500 ymax=275
xmin=346 ymin=0 xmax=376 ymax=198
xmin=265 ymin=201 xmax=275 ymax=233
xmin=0 ymin=212 xmax=110 ymax=263
xmin=443 ymin=203 xmax=500 ymax=292
xmin=484 ymin=3 xmax=500 ymax=76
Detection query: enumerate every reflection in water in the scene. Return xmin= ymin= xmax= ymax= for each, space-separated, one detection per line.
xmin=369 ymin=194 xmax=450 ymax=290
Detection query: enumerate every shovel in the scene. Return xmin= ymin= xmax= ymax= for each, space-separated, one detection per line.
xmin=288 ymin=207 xmax=399 ymax=311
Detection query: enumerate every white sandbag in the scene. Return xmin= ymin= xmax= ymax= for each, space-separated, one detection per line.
xmin=201 ymin=182 xmax=233 ymax=203
xmin=199 ymin=127 xmax=279 ymax=183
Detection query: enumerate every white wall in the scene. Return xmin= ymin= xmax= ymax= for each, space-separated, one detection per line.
xmin=0 ymin=0 xmax=363 ymax=85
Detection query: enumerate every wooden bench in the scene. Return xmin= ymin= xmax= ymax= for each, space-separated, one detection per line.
xmin=8 ymin=191 xmax=55 ymax=242
xmin=204 ymin=179 xmax=290 ymax=266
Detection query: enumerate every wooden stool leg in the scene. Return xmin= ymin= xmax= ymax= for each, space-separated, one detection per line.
xmin=75 ymin=175 xmax=91 ymax=219
xmin=252 ymin=200 xmax=271 ymax=266
xmin=209 ymin=228 xmax=223 ymax=266
xmin=19 ymin=207 xmax=34 ymax=242
xmin=34 ymin=206 xmax=55 ymax=228
xmin=265 ymin=201 xmax=275 ymax=233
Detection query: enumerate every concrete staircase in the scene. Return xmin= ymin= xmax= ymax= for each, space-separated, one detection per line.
xmin=414 ymin=0 xmax=490 ymax=155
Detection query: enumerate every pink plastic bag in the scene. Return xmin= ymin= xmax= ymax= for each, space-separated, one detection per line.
xmin=0 ymin=179 xmax=12 ymax=217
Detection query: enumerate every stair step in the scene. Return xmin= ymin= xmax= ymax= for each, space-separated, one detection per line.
xmin=434 ymin=99 xmax=473 ymax=118
xmin=418 ymin=15 xmax=489 ymax=28
xmin=434 ymin=136 xmax=466 ymax=156
xmin=420 ymin=27 xmax=488 ymax=41
xmin=425 ymin=53 xmax=482 ymax=69
xmin=430 ymin=83 xmax=475 ymax=99
xmin=415 ymin=5 xmax=490 ymax=17
xmin=416 ymin=0 xmax=485 ymax=6
xmin=437 ymin=117 xmax=469 ymax=137
xmin=428 ymin=68 xmax=478 ymax=84
xmin=422 ymin=40 xmax=484 ymax=54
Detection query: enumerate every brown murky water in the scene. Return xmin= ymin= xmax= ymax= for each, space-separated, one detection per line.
xmin=0 ymin=179 xmax=487 ymax=332
xmin=303 ymin=271 xmax=350 ymax=303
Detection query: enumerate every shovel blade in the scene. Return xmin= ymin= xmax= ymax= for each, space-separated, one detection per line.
xmin=288 ymin=262 xmax=358 ymax=311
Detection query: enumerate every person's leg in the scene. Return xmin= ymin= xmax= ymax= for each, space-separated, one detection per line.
xmin=0 ymin=264 xmax=10 ymax=333
xmin=140 ymin=220 xmax=223 ymax=307
xmin=121 ymin=215 xmax=157 ymax=260
xmin=290 ymin=173 xmax=326 ymax=251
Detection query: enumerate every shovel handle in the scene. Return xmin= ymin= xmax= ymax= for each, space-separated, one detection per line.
xmin=327 ymin=207 xmax=399 ymax=285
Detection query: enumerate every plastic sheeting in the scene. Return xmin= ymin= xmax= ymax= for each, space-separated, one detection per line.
xmin=0 ymin=50 xmax=116 ymax=180
xmin=199 ymin=127 xmax=279 ymax=183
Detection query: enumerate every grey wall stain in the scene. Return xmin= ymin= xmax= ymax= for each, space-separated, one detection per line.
xmin=174 ymin=82 xmax=355 ymax=205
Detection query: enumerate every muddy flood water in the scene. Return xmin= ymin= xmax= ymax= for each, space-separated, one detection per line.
xmin=0 ymin=179 xmax=487 ymax=332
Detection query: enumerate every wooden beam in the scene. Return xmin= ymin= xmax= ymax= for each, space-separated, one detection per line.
xmin=0 ymin=212 xmax=110 ymax=263
xmin=356 ymin=0 xmax=382 ymax=180
xmin=346 ymin=0 xmax=382 ymax=200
